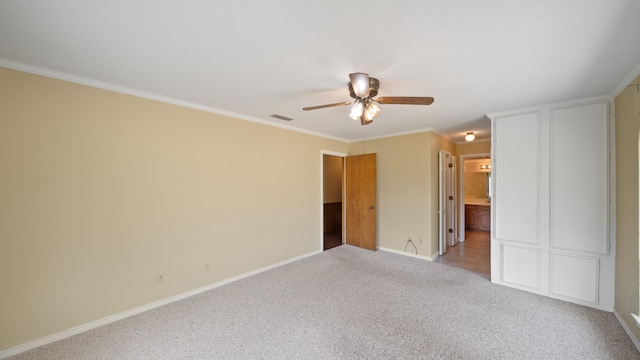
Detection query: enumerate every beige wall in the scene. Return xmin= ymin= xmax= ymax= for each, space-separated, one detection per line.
xmin=456 ymin=139 xmax=491 ymax=156
xmin=0 ymin=68 xmax=349 ymax=351
xmin=347 ymin=132 xmax=456 ymax=258
xmin=323 ymin=155 xmax=343 ymax=203
xmin=349 ymin=132 xmax=433 ymax=257
xmin=614 ymin=75 xmax=640 ymax=341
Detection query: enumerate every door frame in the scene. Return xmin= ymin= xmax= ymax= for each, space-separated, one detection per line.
xmin=457 ymin=153 xmax=491 ymax=243
xmin=438 ymin=150 xmax=457 ymax=255
xmin=320 ymin=150 xmax=348 ymax=250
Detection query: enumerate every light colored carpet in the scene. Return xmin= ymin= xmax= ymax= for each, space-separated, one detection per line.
xmin=9 ymin=245 xmax=640 ymax=359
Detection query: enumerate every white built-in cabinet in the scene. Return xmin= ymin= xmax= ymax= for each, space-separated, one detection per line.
xmin=489 ymin=97 xmax=614 ymax=311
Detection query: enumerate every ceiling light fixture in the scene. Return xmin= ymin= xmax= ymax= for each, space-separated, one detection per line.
xmin=350 ymin=101 xmax=381 ymax=124
xmin=363 ymin=102 xmax=381 ymax=121
xmin=349 ymin=73 xmax=370 ymax=98
xmin=349 ymin=101 xmax=364 ymax=120
xmin=465 ymin=132 xmax=475 ymax=142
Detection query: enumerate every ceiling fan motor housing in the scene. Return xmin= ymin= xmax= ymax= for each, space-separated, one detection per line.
xmin=349 ymin=77 xmax=380 ymax=99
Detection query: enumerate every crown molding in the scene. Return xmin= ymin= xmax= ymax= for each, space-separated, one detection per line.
xmin=611 ymin=61 xmax=640 ymax=98
xmin=0 ymin=58 xmax=351 ymax=143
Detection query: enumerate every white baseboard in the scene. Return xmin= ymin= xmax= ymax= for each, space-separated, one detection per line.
xmin=0 ymin=249 xmax=321 ymax=359
xmin=613 ymin=309 xmax=640 ymax=353
xmin=378 ymin=246 xmax=433 ymax=261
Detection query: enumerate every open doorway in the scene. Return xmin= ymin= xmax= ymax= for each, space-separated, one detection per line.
xmin=321 ymin=150 xmax=378 ymax=252
xmin=322 ymin=153 xmax=344 ymax=250
xmin=434 ymin=153 xmax=491 ymax=278
xmin=459 ymin=155 xmax=492 ymax=240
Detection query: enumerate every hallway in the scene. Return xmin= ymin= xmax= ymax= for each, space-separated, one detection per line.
xmin=433 ymin=230 xmax=490 ymax=278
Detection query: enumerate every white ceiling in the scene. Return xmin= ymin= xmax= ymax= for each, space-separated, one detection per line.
xmin=1 ymin=1 xmax=639 ymax=142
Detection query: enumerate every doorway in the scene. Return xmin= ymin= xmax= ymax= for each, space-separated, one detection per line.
xmin=458 ymin=154 xmax=492 ymax=241
xmin=322 ymin=153 xmax=344 ymax=250
xmin=321 ymin=151 xmax=378 ymax=252
xmin=434 ymin=153 xmax=491 ymax=278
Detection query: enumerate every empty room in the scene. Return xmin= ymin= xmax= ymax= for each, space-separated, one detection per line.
xmin=1 ymin=1 xmax=640 ymax=359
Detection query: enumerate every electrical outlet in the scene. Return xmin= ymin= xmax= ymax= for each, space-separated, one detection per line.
xmin=157 ymin=272 xmax=165 ymax=283
xmin=205 ymin=263 xmax=210 ymax=271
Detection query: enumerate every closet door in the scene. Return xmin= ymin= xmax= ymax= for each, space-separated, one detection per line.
xmin=549 ymin=103 xmax=610 ymax=305
xmin=490 ymin=99 xmax=613 ymax=311
xmin=492 ymin=112 xmax=542 ymax=290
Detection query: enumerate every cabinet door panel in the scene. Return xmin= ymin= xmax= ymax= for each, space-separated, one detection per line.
xmin=465 ymin=206 xmax=476 ymax=228
xmin=550 ymin=104 xmax=608 ymax=254
xmin=494 ymin=112 xmax=540 ymax=244
xmin=550 ymin=253 xmax=599 ymax=304
xmin=501 ymin=244 xmax=540 ymax=289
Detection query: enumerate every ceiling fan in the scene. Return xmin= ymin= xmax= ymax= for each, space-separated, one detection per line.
xmin=303 ymin=73 xmax=434 ymax=125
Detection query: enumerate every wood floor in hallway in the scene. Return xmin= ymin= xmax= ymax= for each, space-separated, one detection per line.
xmin=325 ymin=229 xmax=490 ymax=279
xmin=433 ymin=230 xmax=490 ymax=278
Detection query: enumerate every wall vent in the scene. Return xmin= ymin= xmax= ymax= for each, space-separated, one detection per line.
xmin=271 ymin=114 xmax=293 ymax=121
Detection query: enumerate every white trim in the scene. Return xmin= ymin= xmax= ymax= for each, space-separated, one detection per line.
xmin=613 ymin=310 xmax=640 ymax=353
xmin=0 ymin=58 xmax=350 ymax=143
xmin=0 ymin=249 xmax=321 ymax=359
xmin=379 ymin=246 xmax=434 ymax=261
xmin=347 ymin=127 xmax=436 ymax=143
xmin=610 ymin=61 xmax=640 ymax=98
xmin=486 ymin=95 xmax=612 ymax=120
xmin=0 ymin=59 xmax=442 ymax=145
xmin=632 ymin=313 xmax=640 ymax=329
xmin=426 ymin=128 xmax=454 ymax=143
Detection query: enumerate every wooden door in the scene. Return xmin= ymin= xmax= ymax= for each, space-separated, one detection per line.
xmin=345 ymin=153 xmax=377 ymax=251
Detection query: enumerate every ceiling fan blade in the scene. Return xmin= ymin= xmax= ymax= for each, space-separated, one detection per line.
xmin=302 ymin=101 xmax=352 ymax=111
xmin=376 ymin=97 xmax=434 ymax=105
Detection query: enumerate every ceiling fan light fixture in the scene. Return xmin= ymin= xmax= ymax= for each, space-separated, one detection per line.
xmin=349 ymin=73 xmax=370 ymax=98
xmin=303 ymin=73 xmax=434 ymax=126
xmin=465 ymin=132 xmax=475 ymax=142
xmin=349 ymin=101 xmax=364 ymax=120
xmin=363 ymin=102 xmax=381 ymax=121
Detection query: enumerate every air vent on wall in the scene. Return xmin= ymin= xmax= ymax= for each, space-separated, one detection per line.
xmin=271 ymin=114 xmax=293 ymax=121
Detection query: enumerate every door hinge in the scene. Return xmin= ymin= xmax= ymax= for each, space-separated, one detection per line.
xmin=448 ymin=195 xmax=454 ymax=200
xmin=448 ymin=228 xmax=453 ymax=233
xmin=448 ymin=163 xmax=454 ymax=168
